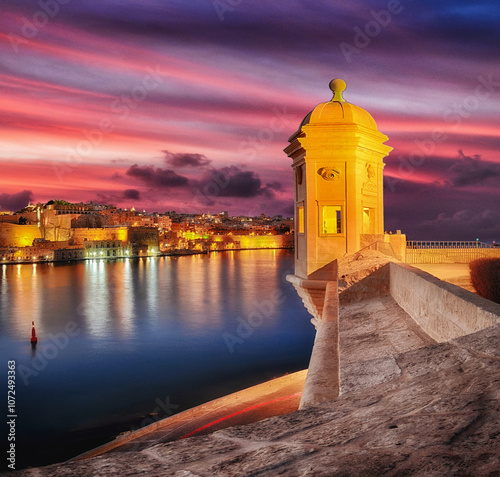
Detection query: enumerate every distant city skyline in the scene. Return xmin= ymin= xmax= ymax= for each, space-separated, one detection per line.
xmin=1 ymin=1 xmax=499 ymax=240
xmin=8 ymin=199 xmax=290 ymax=218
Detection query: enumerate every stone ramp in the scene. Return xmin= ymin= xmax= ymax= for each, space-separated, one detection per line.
xmin=340 ymin=295 xmax=436 ymax=394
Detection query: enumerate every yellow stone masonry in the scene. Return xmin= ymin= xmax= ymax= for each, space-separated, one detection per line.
xmin=284 ymin=79 xmax=392 ymax=279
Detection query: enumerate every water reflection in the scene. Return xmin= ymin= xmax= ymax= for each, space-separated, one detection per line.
xmin=114 ymin=259 xmax=135 ymax=337
xmin=83 ymin=260 xmax=110 ymax=339
xmin=30 ymin=265 xmax=42 ymax=330
xmin=1 ymin=250 xmax=296 ymax=338
xmin=146 ymin=257 xmax=158 ymax=321
xmin=0 ymin=250 xmax=316 ymax=470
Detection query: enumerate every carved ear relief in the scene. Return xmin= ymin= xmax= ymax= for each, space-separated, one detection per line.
xmin=317 ymin=167 xmax=340 ymax=181
xmin=366 ymin=163 xmax=375 ymax=179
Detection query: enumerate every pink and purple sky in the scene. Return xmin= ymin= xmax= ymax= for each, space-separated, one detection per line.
xmin=1 ymin=1 xmax=499 ymax=240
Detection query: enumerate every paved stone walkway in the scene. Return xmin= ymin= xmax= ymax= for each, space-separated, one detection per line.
xmin=339 ymin=295 xmax=436 ymax=394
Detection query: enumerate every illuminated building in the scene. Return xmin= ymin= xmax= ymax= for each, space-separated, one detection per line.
xmin=84 ymin=240 xmax=129 ymax=259
xmin=72 ymin=227 xmax=129 ymax=245
xmin=128 ymin=226 xmax=160 ymax=255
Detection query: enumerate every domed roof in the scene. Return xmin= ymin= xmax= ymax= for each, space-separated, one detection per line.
xmin=299 ymin=79 xmax=378 ymax=131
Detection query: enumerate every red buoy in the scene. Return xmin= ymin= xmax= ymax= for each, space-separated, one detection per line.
xmin=31 ymin=321 xmax=38 ymax=344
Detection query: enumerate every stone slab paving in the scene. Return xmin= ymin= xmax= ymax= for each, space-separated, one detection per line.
xmin=339 ymin=296 xmax=436 ymax=394
xmin=12 ymin=298 xmax=500 ymax=476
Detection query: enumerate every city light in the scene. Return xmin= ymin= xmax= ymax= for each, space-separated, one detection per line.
xmin=0 ymin=201 xmax=292 ymax=262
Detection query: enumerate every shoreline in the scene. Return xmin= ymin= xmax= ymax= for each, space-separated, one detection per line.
xmin=0 ymin=246 xmax=294 ymax=266
xmin=70 ymin=370 xmax=307 ymax=463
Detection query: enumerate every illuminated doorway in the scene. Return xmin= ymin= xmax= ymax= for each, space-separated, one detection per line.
xmin=363 ymin=207 xmax=375 ymax=234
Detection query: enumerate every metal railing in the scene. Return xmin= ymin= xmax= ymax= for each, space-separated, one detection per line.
xmin=407 ymin=241 xmax=495 ymax=250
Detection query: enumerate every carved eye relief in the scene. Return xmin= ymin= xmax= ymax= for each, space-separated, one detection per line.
xmin=317 ymin=167 xmax=340 ymax=181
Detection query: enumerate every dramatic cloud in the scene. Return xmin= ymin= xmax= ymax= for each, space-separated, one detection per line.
xmin=265 ymin=181 xmax=283 ymax=192
xmin=163 ymin=150 xmax=211 ymax=168
xmin=384 ymin=170 xmax=500 ymax=241
xmin=0 ymin=190 xmax=34 ymax=212
xmin=449 ymin=150 xmax=500 ymax=187
xmin=0 ymin=1 xmax=499 ymax=231
xmin=123 ymin=189 xmax=141 ymax=200
xmin=95 ymin=188 xmax=142 ymax=205
xmin=126 ymin=164 xmax=189 ymax=188
xmin=409 ymin=209 xmax=500 ymax=241
xmin=197 ymin=166 xmax=279 ymax=199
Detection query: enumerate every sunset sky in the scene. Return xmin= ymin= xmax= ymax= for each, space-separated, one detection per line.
xmin=1 ymin=0 xmax=499 ymax=240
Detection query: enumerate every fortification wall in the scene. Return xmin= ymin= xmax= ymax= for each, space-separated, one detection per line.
xmin=232 ymin=234 xmax=293 ymax=249
xmin=72 ymin=227 xmax=129 ymax=245
xmin=0 ymin=223 xmax=41 ymax=247
xmin=389 ymin=262 xmax=500 ymax=341
xmin=209 ymin=234 xmax=293 ymax=250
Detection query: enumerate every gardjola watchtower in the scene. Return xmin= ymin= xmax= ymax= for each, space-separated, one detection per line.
xmin=284 ymin=79 xmax=392 ymax=279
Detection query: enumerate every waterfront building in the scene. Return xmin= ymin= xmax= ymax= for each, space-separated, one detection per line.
xmin=83 ymin=240 xmax=129 ymax=259
xmin=128 ymin=226 xmax=160 ymax=255
xmin=53 ymin=247 xmax=85 ymax=261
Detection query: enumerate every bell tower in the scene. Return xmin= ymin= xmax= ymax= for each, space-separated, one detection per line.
xmin=284 ymin=79 xmax=392 ymax=279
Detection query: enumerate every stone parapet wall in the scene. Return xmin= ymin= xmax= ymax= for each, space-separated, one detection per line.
xmin=389 ymin=262 xmax=500 ymax=341
xmin=405 ymin=247 xmax=500 ymax=264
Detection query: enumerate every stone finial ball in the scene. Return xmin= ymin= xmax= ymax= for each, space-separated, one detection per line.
xmin=329 ymin=78 xmax=347 ymax=92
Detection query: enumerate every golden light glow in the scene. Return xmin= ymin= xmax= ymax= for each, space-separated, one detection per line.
xmin=321 ymin=205 xmax=342 ymax=235
xmin=297 ymin=206 xmax=304 ymax=234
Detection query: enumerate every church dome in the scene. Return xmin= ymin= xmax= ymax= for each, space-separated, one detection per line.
xmin=299 ymin=79 xmax=378 ymax=131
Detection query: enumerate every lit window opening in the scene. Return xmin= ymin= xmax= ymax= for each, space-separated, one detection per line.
xmin=321 ymin=205 xmax=342 ymax=234
xmin=297 ymin=206 xmax=304 ymax=234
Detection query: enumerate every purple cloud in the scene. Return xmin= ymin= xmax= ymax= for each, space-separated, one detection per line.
xmin=197 ymin=166 xmax=279 ymax=198
xmin=163 ymin=150 xmax=211 ymax=168
xmin=449 ymin=150 xmax=500 ymax=187
xmin=0 ymin=190 xmax=34 ymax=212
xmin=123 ymin=189 xmax=141 ymax=200
xmin=126 ymin=164 xmax=189 ymax=188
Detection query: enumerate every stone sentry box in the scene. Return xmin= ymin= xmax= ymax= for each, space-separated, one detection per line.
xmin=284 ymin=79 xmax=392 ymax=280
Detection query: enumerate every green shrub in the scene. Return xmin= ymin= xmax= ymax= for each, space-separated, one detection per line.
xmin=469 ymin=258 xmax=500 ymax=304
